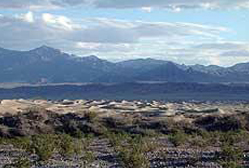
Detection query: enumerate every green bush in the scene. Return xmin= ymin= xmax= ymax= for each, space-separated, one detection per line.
xmin=85 ymin=111 xmax=98 ymax=122
xmin=31 ymin=134 xmax=57 ymax=161
xmin=4 ymin=157 xmax=31 ymax=168
xmin=114 ymin=134 xmax=150 ymax=168
xmin=105 ymin=131 xmax=131 ymax=148
xmin=220 ymin=161 xmax=242 ymax=168
xmin=81 ymin=151 xmax=95 ymax=165
xmin=58 ymin=134 xmax=75 ymax=157
xmin=168 ymin=131 xmax=187 ymax=147
xmin=9 ymin=137 xmax=32 ymax=151
xmin=219 ymin=144 xmax=243 ymax=168
xmin=118 ymin=145 xmax=150 ymax=168
xmin=220 ymin=145 xmax=243 ymax=161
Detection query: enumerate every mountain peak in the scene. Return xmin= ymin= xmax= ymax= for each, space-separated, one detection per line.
xmin=81 ymin=55 xmax=102 ymax=61
xmin=29 ymin=45 xmax=62 ymax=56
xmin=0 ymin=47 xmax=6 ymax=52
xmin=26 ymin=45 xmax=66 ymax=62
xmin=86 ymin=55 xmax=99 ymax=59
xmin=33 ymin=45 xmax=58 ymax=52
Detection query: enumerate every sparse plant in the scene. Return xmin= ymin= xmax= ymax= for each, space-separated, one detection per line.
xmin=186 ymin=150 xmax=200 ymax=167
xmin=142 ymin=129 xmax=158 ymax=137
xmin=218 ymin=144 xmax=243 ymax=168
xmin=112 ymin=134 xmax=151 ymax=168
xmin=168 ymin=130 xmax=187 ymax=147
xmin=105 ymin=131 xmax=131 ymax=147
xmin=58 ymin=134 xmax=75 ymax=157
xmin=220 ymin=161 xmax=241 ymax=168
xmin=85 ymin=111 xmax=98 ymax=122
xmin=4 ymin=157 xmax=31 ymax=168
xmin=31 ymin=134 xmax=57 ymax=161
xmin=9 ymin=137 xmax=32 ymax=151
xmin=80 ymin=151 xmax=95 ymax=167
xmin=72 ymin=130 xmax=84 ymax=139
xmin=118 ymin=145 xmax=150 ymax=168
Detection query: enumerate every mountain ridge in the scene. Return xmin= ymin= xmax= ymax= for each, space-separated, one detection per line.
xmin=0 ymin=46 xmax=249 ymax=83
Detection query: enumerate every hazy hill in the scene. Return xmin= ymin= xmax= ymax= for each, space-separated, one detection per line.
xmin=1 ymin=82 xmax=249 ymax=100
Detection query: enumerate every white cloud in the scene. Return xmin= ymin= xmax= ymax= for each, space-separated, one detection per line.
xmin=194 ymin=42 xmax=249 ymax=50
xmin=76 ymin=42 xmax=133 ymax=52
xmin=22 ymin=11 xmax=34 ymax=23
xmin=0 ymin=0 xmax=54 ymax=9
xmin=42 ymin=13 xmax=76 ymax=30
xmin=14 ymin=11 xmax=34 ymax=23
xmin=42 ymin=13 xmax=54 ymax=23
xmin=0 ymin=12 xmax=248 ymax=66
xmin=93 ymin=0 xmax=249 ymax=10
xmin=220 ymin=50 xmax=249 ymax=57
xmin=141 ymin=7 xmax=153 ymax=13
xmin=0 ymin=0 xmax=249 ymax=10
xmin=209 ymin=56 xmax=221 ymax=65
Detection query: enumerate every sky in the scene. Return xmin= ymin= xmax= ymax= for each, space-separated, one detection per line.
xmin=0 ymin=0 xmax=249 ymax=66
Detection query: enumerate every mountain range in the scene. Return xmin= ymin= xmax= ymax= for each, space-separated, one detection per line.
xmin=1 ymin=45 xmax=249 ymax=83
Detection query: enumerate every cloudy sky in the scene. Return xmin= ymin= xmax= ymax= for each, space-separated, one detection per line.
xmin=0 ymin=0 xmax=249 ymax=66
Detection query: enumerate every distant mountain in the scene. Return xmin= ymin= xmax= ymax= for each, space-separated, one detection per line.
xmin=117 ymin=58 xmax=169 ymax=71
xmin=136 ymin=62 xmax=218 ymax=82
xmin=229 ymin=63 xmax=249 ymax=73
xmin=0 ymin=46 xmax=114 ymax=83
xmin=190 ymin=64 xmax=225 ymax=75
xmin=0 ymin=46 xmax=249 ymax=83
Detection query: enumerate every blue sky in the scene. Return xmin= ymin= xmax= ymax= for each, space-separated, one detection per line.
xmin=0 ymin=0 xmax=249 ymax=66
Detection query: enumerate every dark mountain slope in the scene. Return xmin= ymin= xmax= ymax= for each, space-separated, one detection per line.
xmin=136 ymin=62 xmax=218 ymax=82
xmin=1 ymin=82 xmax=249 ymax=100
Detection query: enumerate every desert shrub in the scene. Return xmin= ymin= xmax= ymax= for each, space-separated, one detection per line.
xmin=62 ymin=119 xmax=80 ymax=136
xmin=104 ymin=131 xmax=151 ymax=168
xmin=186 ymin=151 xmax=200 ymax=167
xmin=4 ymin=157 xmax=31 ymax=168
xmin=107 ymin=132 xmax=122 ymax=147
xmin=168 ymin=131 xmax=188 ymax=147
xmin=0 ymin=137 xmax=3 ymax=144
xmin=189 ymin=135 xmax=208 ymax=148
xmin=74 ymin=139 xmax=85 ymax=155
xmin=140 ymin=138 xmax=158 ymax=153
xmin=205 ymin=131 xmax=223 ymax=145
xmin=58 ymin=134 xmax=75 ymax=157
xmin=113 ymin=134 xmax=151 ymax=168
xmin=31 ymin=134 xmax=57 ymax=161
xmin=220 ymin=161 xmax=242 ymax=168
xmin=16 ymin=158 xmax=32 ymax=168
xmin=91 ymin=122 xmax=109 ymax=135
xmin=156 ymin=119 xmax=176 ymax=134
xmin=104 ymin=117 xmax=124 ymax=128
xmin=85 ymin=111 xmax=98 ymax=122
xmin=219 ymin=144 xmax=243 ymax=168
xmin=1 ymin=133 xmax=95 ymax=165
xmin=105 ymin=130 xmax=131 ymax=148
xmin=9 ymin=137 xmax=32 ymax=151
xmin=71 ymin=129 xmax=84 ymax=138
xmin=144 ymin=129 xmax=159 ymax=136
xmin=220 ymin=131 xmax=239 ymax=145
xmin=159 ymin=150 xmax=168 ymax=162
xmin=81 ymin=151 xmax=95 ymax=166
xmin=128 ymin=135 xmax=156 ymax=153
xmin=118 ymin=145 xmax=150 ymax=168
xmin=157 ymin=118 xmax=197 ymax=135
xmin=82 ymin=133 xmax=94 ymax=146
